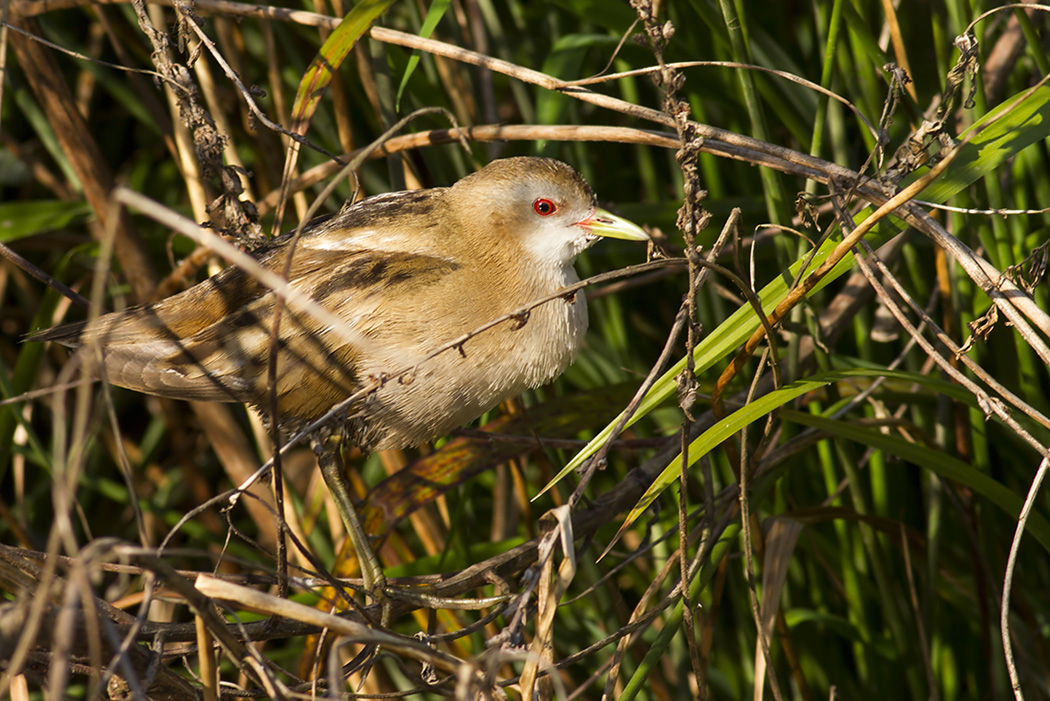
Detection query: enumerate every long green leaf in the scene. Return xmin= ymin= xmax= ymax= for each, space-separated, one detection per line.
xmin=394 ymin=0 xmax=452 ymax=110
xmin=290 ymin=0 xmax=395 ymax=133
xmin=619 ymin=368 xmax=880 ymax=531
xmin=0 ymin=201 xmax=93 ymax=242
xmin=916 ymin=83 xmax=1050 ymax=203
xmin=616 ymin=366 xmax=1050 ymax=549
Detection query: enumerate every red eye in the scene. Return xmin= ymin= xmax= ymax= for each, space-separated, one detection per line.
xmin=533 ymin=198 xmax=557 ymax=216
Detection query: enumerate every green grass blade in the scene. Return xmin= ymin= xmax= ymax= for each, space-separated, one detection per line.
xmin=616 ymin=365 xmax=1050 ymax=542
xmin=290 ymin=0 xmax=395 ymax=131
xmin=394 ymin=0 xmax=451 ymax=110
xmin=0 ymin=201 xmax=94 ymax=242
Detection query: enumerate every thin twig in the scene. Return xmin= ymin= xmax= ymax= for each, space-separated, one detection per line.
xmin=1001 ymin=456 xmax=1050 ymax=701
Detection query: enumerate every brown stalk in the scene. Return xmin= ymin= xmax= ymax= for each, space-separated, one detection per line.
xmin=711 ymin=144 xmax=962 ymax=414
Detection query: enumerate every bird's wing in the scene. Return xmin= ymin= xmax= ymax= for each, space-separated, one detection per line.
xmin=98 ymin=246 xmax=463 ymax=415
xmin=33 ymin=187 xmax=470 ymax=411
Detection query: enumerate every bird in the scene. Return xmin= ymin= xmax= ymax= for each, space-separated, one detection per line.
xmin=32 ymin=156 xmax=649 ymax=605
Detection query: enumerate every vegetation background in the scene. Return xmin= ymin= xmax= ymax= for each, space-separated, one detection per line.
xmin=1 ymin=0 xmax=1049 ymax=699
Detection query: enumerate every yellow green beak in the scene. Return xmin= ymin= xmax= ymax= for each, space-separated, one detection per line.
xmin=576 ymin=208 xmax=650 ymax=241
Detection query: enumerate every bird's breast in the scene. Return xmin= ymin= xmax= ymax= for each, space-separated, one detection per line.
xmin=358 ymin=264 xmax=588 ymax=450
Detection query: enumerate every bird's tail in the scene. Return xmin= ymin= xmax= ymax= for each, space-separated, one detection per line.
xmin=25 ymin=320 xmax=88 ymax=348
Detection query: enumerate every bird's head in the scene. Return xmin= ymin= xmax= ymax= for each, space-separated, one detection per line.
xmin=449 ymin=157 xmax=649 ymax=269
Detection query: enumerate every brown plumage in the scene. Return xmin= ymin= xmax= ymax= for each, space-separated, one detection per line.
xmin=34 ymin=157 xmax=649 ymax=448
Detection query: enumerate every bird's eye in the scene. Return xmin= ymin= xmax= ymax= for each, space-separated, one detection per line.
xmin=533 ymin=198 xmax=557 ymax=216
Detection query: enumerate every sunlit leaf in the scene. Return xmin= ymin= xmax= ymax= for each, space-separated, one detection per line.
xmin=394 ymin=0 xmax=452 ymax=110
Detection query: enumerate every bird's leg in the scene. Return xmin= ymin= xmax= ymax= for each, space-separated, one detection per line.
xmin=313 ymin=433 xmax=390 ymax=623
xmin=313 ymin=434 xmax=513 ymax=620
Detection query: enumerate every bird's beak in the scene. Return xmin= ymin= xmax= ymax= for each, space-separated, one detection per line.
xmin=576 ymin=208 xmax=650 ymax=241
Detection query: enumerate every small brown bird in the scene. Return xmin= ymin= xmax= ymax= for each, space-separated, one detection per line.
xmin=34 ymin=156 xmax=648 ymax=600
xmin=36 ymin=157 xmax=648 ymax=446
